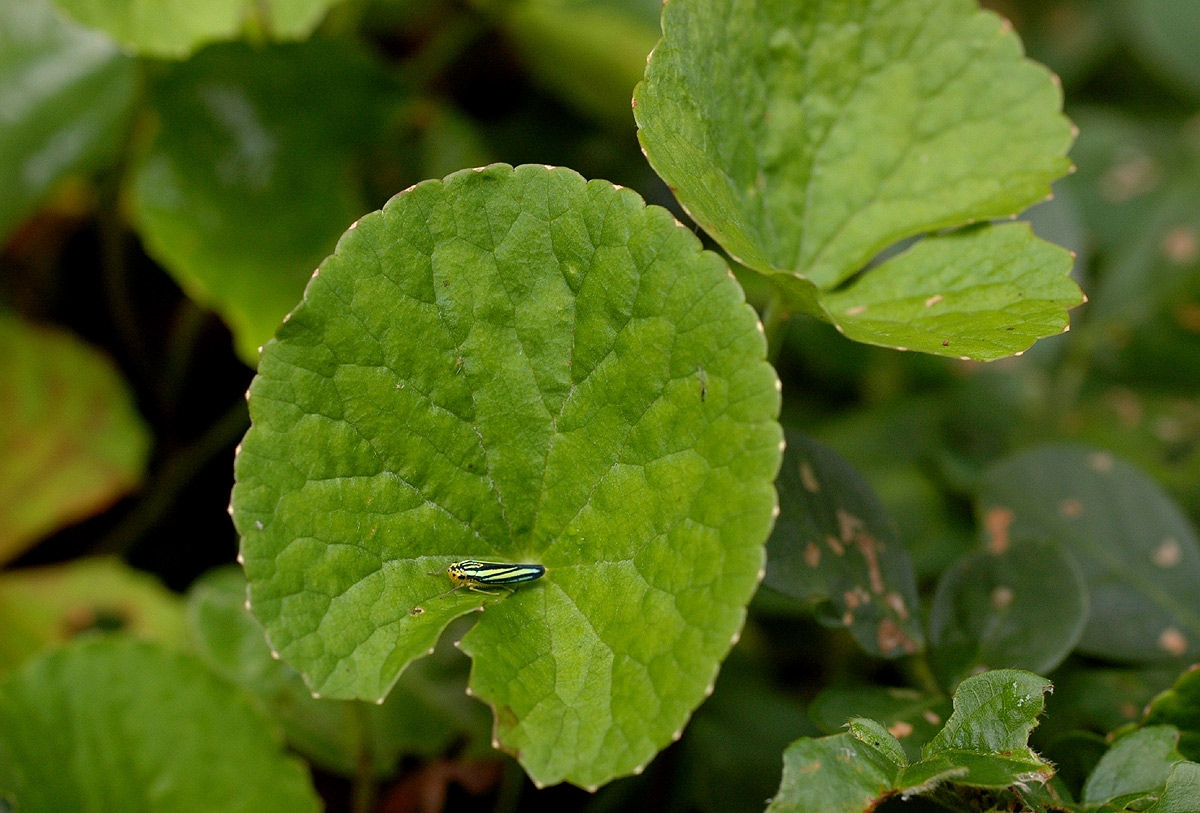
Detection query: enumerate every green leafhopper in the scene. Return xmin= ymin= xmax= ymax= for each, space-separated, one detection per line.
xmin=428 ymin=559 xmax=546 ymax=598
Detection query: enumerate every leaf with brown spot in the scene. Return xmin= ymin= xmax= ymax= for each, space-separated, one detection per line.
xmin=765 ymin=430 xmax=923 ymax=658
xmin=979 ymin=444 xmax=1200 ymax=662
xmin=929 ymin=538 xmax=1088 ymax=688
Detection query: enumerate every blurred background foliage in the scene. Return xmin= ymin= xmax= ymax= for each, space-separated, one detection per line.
xmin=2 ymin=0 xmax=1200 ymax=810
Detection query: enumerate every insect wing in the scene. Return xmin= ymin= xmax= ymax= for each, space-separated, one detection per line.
xmin=458 ymin=561 xmax=546 ymax=586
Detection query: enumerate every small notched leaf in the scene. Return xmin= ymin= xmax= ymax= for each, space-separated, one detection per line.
xmin=771 ymin=670 xmax=1053 ymax=811
xmin=232 ymin=164 xmax=782 ymax=789
xmin=922 ymin=669 xmax=1054 ymax=789
xmin=635 ymin=0 xmax=1080 ymax=360
xmin=809 ymin=685 xmax=951 ymax=762
xmin=764 ymin=430 xmax=923 ymax=658
xmin=979 ymin=445 xmax=1200 ymax=662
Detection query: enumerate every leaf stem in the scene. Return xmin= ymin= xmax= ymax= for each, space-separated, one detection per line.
xmin=905 ymin=653 xmax=946 ymax=698
xmin=94 ymin=399 xmax=249 ymax=556
xmin=759 ymin=284 xmax=792 ymax=366
xmin=351 ymin=702 xmax=377 ymax=813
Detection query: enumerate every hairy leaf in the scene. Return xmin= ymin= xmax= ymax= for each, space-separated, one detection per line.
xmin=770 ymin=670 xmax=1052 ymax=811
xmin=232 ymin=164 xmax=782 ymax=788
xmin=0 ymin=637 xmax=320 ymax=812
xmin=764 ymin=430 xmax=922 ymax=657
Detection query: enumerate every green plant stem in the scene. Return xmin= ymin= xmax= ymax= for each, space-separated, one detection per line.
xmin=94 ymin=399 xmax=250 ymax=556
xmin=97 ymin=162 xmax=145 ymax=390
xmin=398 ymin=10 xmax=490 ymax=93
xmin=1045 ymin=319 xmax=1101 ymax=431
xmin=905 ymin=654 xmax=946 ymax=698
xmin=159 ymin=299 xmax=210 ymax=420
xmin=759 ymin=285 xmax=792 ymax=366
xmin=351 ymin=702 xmax=377 ymax=813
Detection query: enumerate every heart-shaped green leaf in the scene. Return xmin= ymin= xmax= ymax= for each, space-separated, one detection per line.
xmin=764 ymin=430 xmax=922 ymax=657
xmin=231 ymin=164 xmax=783 ymax=789
xmin=0 ymin=0 xmax=135 ymax=241
xmin=131 ymin=40 xmax=385 ymax=364
xmin=0 ymin=637 xmax=320 ymax=812
xmin=0 ymin=313 xmax=150 ymax=563
xmin=634 ymin=0 xmax=1080 ymax=360
xmin=979 ymin=445 xmax=1200 ymax=662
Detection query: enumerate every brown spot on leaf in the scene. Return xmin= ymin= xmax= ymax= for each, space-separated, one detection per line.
xmin=1163 ymin=226 xmax=1200 ymax=265
xmin=1159 ymin=627 xmax=1188 ymax=656
xmin=804 ymin=542 xmax=821 ymax=568
xmin=985 ymin=507 xmax=1014 ymax=553
xmin=1174 ymin=302 xmax=1200 ymax=333
xmin=825 ymin=534 xmax=845 ymax=556
xmin=801 ymin=761 xmax=822 ymax=774
xmin=1060 ymin=498 xmax=1083 ymax=519
xmin=924 ymin=295 xmax=943 ymax=307
xmin=1099 ymin=152 xmax=1160 ymax=202
xmin=990 ymin=586 xmax=1015 ymax=610
xmin=876 ymin=618 xmax=920 ymax=656
xmin=837 ymin=508 xmax=863 ymax=544
xmin=799 ymin=461 xmax=820 ymax=493
xmin=1154 ymin=537 xmax=1182 ymax=568
xmin=1105 ymin=387 xmax=1143 ymax=426
xmin=888 ymin=721 xmax=913 ymax=738
xmin=885 ymin=592 xmax=910 ymax=620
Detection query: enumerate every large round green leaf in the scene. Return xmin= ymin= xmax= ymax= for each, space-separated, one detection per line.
xmin=0 ymin=637 xmax=320 ymax=812
xmin=131 ymin=40 xmax=384 ymax=364
xmin=231 ymin=164 xmax=783 ymax=788
xmin=634 ymin=0 xmax=1080 ymax=360
xmin=0 ymin=0 xmax=135 ymax=242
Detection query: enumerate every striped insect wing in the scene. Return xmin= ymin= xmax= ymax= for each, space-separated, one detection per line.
xmin=461 ymin=561 xmax=546 ymax=585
